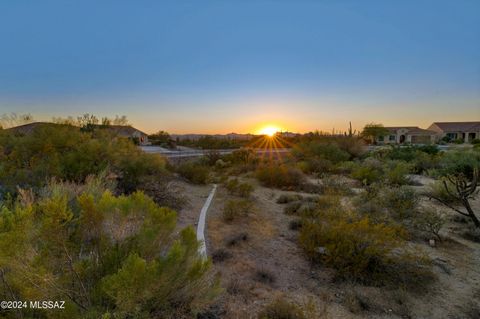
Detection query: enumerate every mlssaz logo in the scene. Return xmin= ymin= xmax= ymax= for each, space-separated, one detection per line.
xmin=30 ymin=301 xmax=65 ymax=309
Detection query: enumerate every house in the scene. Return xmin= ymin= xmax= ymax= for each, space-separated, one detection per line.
xmin=427 ymin=122 xmax=480 ymax=143
xmin=6 ymin=122 xmax=62 ymax=134
xmin=103 ymin=125 xmax=149 ymax=145
xmin=6 ymin=122 xmax=149 ymax=145
xmin=376 ymin=127 xmax=437 ymax=145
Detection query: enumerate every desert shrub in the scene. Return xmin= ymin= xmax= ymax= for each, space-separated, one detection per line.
xmin=321 ymin=175 xmax=354 ymax=195
xmin=225 ymin=232 xmax=249 ymax=247
xmin=212 ymin=249 xmax=232 ymax=263
xmin=355 ymin=184 xmax=421 ymax=230
xmin=414 ymin=208 xmax=445 ymax=241
xmin=254 ymin=268 xmax=276 ymax=285
xmin=411 ymin=151 xmax=440 ymax=174
xmin=215 ymin=158 xmax=228 ymax=169
xmin=225 ymin=178 xmax=254 ymax=198
xmin=350 ymin=158 xmax=383 ymax=185
xmin=379 ymin=145 xmax=438 ymax=162
xmin=299 ymin=209 xmax=428 ymax=285
xmin=384 ymin=161 xmax=412 ymax=185
xmin=277 ymin=193 xmax=303 ymax=204
xmin=176 ymin=161 xmax=209 ymax=184
xmin=227 ymin=147 xmax=257 ymax=165
xmin=0 ymin=185 xmax=219 ymax=318
xmin=316 ymin=195 xmax=341 ymax=211
xmin=258 ymin=298 xmax=306 ymax=319
xmin=344 ymin=290 xmax=378 ymax=314
xmin=0 ymin=125 xmax=168 ymax=197
xmin=293 ymin=141 xmax=351 ymax=163
xmin=222 ymin=199 xmax=254 ymax=222
xmin=335 ymin=161 xmax=357 ymax=175
xmin=426 ymin=180 xmax=462 ymax=206
xmin=380 ymin=185 xmax=419 ymax=220
xmin=204 ymin=149 xmax=222 ymax=166
xmin=226 ymin=278 xmax=248 ymax=296
xmin=297 ymin=201 xmax=318 ymax=216
xmin=256 ymin=164 xmax=305 ymax=189
xmin=137 ymin=175 xmax=187 ymax=210
xmin=292 ymin=141 xmax=353 ymax=175
xmin=296 ymin=157 xmax=333 ymax=174
xmin=289 ymin=219 xmax=303 ymax=230
xmin=284 ymin=201 xmax=304 ymax=215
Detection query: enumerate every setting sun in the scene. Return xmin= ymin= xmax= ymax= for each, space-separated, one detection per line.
xmin=258 ymin=126 xmax=280 ymax=137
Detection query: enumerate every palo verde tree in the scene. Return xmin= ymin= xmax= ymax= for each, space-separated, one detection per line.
xmin=429 ymin=150 xmax=480 ymax=228
xmin=361 ymin=123 xmax=389 ymax=145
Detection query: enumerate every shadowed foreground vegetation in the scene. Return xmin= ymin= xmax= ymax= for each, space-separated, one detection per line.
xmin=0 ymin=124 xmax=219 ymax=318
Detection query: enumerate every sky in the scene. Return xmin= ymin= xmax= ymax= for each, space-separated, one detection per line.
xmin=0 ymin=0 xmax=479 ymax=134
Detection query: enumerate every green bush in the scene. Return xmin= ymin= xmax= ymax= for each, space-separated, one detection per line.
xmin=350 ymin=159 xmax=383 ymax=185
xmin=283 ymin=201 xmax=304 ymax=215
xmin=355 ymin=184 xmax=420 ymax=228
xmin=222 ymin=199 xmax=254 ymax=222
xmin=296 ymin=157 xmax=333 ymax=174
xmin=256 ymin=164 xmax=305 ymax=189
xmin=299 ymin=208 xmax=429 ymax=285
xmin=0 ymin=185 xmax=219 ymax=318
xmin=471 ymin=138 xmax=480 ymax=145
xmin=276 ymin=193 xmax=303 ymax=204
xmin=414 ymin=208 xmax=445 ymax=241
xmin=225 ymin=178 xmax=254 ymax=198
xmin=0 ymin=125 xmax=168 ymax=197
xmin=384 ymin=161 xmax=412 ymax=185
xmin=321 ymin=175 xmax=354 ymax=195
xmin=292 ymin=141 xmax=352 ymax=175
xmin=176 ymin=161 xmax=209 ymax=184
xmin=258 ymin=298 xmax=306 ymax=319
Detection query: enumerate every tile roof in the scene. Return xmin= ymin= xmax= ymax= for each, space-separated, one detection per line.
xmin=384 ymin=127 xmax=436 ymax=135
xmin=431 ymin=122 xmax=480 ymax=132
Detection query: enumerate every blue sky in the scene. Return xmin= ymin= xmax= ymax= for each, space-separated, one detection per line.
xmin=1 ymin=0 xmax=479 ymax=133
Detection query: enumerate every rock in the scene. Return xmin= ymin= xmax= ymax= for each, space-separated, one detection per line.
xmin=315 ymin=247 xmax=328 ymax=254
xmin=429 ymin=239 xmax=436 ymax=247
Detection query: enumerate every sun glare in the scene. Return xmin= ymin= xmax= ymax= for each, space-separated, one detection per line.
xmin=259 ymin=126 xmax=280 ymax=137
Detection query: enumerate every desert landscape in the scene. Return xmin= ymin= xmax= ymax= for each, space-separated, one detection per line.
xmin=1 ymin=1 xmax=479 ymax=318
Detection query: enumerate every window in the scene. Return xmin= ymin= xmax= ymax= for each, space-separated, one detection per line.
xmin=446 ymin=133 xmax=457 ymax=139
xmin=389 ymin=135 xmax=396 ymax=141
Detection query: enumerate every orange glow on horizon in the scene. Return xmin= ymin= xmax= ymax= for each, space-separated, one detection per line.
xmin=258 ymin=125 xmax=281 ymax=136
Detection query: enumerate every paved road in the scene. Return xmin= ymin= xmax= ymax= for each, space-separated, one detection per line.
xmin=140 ymin=146 xmax=291 ymax=159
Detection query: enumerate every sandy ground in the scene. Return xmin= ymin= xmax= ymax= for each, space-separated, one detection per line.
xmin=178 ymin=175 xmax=480 ymax=319
xmin=174 ymin=180 xmax=213 ymax=231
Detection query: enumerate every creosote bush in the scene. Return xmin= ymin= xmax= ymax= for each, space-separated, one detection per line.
xmin=414 ymin=208 xmax=445 ymax=241
xmin=176 ymin=161 xmax=209 ymax=184
xmin=299 ymin=206 xmax=431 ymax=286
xmin=276 ymin=193 xmax=303 ymax=204
xmin=350 ymin=158 xmax=384 ymax=185
xmin=225 ymin=178 xmax=254 ymax=198
xmin=258 ymin=298 xmax=306 ymax=319
xmin=222 ymin=199 xmax=254 ymax=222
xmin=256 ymin=164 xmax=305 ymax=190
